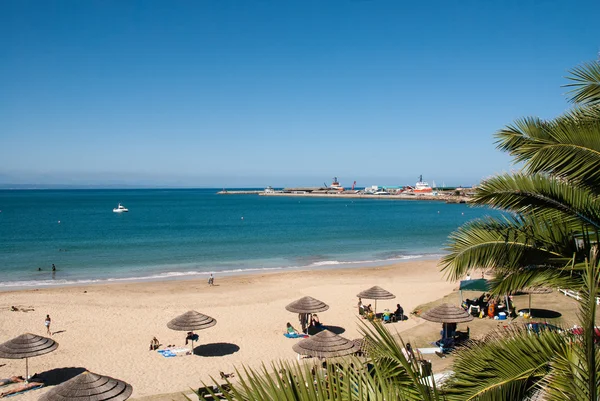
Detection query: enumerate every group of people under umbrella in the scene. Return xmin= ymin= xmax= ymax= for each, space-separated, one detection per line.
xmin=283 ymin=286 xmax=403 ymax=360
xmin=0 ymin=309 xmax=217 ymax=400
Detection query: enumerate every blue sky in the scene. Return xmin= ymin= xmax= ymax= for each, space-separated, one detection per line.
xmin=1 ymin=1 xmax=598 ymax=188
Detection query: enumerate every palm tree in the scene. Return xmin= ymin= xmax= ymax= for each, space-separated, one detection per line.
xmin=440 ymin=59 xmax=600 ymax=294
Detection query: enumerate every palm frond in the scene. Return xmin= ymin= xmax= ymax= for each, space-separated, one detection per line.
xmin=565 ymin=61 xmax=600 ymax=105
xmin=495 ymin=111 xmax=600 ymax=192
xmin=444 ymin=327 xmax=568 ymax=401
xmin=487 ymin=265 xmax=583 ymax=296
xmin=539 ymin=247 xmax=600 ymax=400
xmin=472 ymin=173 xmax=600 ymax=232
xmin=359 ymin=321 xmax=442 ymax=400
xmin=440 ymin=215 xmax=575 ymax=282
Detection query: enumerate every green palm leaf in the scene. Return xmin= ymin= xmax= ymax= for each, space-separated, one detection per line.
xmin=444 ymin=327 xmax=568 ymax=401
xmin=565 ymin=61 xmax=600 ymax=105
xmin=440 ymin=215 xmax=575 ymax=282
xmin=472 ymin=173 xmax=600 ymax=232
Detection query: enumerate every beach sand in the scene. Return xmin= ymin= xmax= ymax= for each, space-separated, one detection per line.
xmin=0 ymin=259 xmax=454 ymax=400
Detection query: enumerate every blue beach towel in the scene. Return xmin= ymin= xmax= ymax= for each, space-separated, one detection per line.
xmin=284 ymin=333 xmax=309 ymax=339
xmin=157 ymin=349 xmax=176 ymax=357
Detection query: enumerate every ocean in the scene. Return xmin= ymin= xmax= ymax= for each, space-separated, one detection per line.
xmin=0 ymin=189 xmax=494 ymax=289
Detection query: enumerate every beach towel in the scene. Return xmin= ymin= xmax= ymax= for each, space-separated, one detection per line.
xmin=157 ymin=348 xmax=191 ymax=357
xmin=418 ymin=347 xmax=441 ymax=354
xmin=284 ymin=333 xmax=309 ymax=339
xmin=157 ymin=349 xmax=176 ymax=357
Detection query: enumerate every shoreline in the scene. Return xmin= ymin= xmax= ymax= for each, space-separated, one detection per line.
xmin=0 ymin=254 xmax=444 ymax=292
xmin=0 ymin=258 xmax=454 ymax=400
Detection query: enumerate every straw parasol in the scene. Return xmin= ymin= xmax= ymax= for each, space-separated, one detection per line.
xmin=292 ymin=330 xmax=359 ymax=358
xmin=167 ymin=311 xmax=216 ymax=352
xmin=357 ymin=286 xmax=396 ymax=314
xmin=39 ymin=370 xmax=132 ymax=401
xmin=0 ymin=333 xmax=58 ymax=380
xmin=421 ymin=303 xmax=473 ymax=341
xmin=285 ymin=296 xmax=329 ymax=314
xmin=420 ymin=303 xmax=474 ymax=324
xmin=520 ymin=287 xmax=553 ymax=318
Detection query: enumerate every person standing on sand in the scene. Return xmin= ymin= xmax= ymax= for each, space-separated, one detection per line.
xmin=45 ymin=315 xmax=51 ymax=335
xmin=208 ymin=273 xmax=214 ymax=286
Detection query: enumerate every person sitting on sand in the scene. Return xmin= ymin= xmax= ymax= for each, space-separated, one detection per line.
xmin=149 ymin=337 xmax=160 ymax=351
xmin=286 ymin=322 xmax=299 ymax=335
xmin=311 ymin=314 xmax=321 ymax=328
xmin=185 ymin=332 xmax=198 ymax=345
xmin=394 ymin=304 xmax=404 ymax=321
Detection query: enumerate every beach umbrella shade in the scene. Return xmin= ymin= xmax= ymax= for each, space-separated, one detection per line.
xmin=292 ymin=330 xmax=359 ymax=358
xmin=420 ymin=303 xmax=474 ymax=340
xmin=0 ymin=333 xmax=58 ymax=380
xmin=167 ymin=311 xmax=216 ymax=352
xmin=39 ymin=370 xmax=132 ymax=401
xmin=357 ymin=286 xmax=396 ymax=314
xmin=521 ymin=287 xmax=553 ymax=318
xmin=285 ymin=296 xmax=329 ymax=333
xmin=285 ymin=296 xmax=329 ymax=314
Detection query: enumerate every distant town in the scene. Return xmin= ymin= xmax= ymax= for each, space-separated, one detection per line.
xmin=218 ymin=176 xmax=475 ymax=203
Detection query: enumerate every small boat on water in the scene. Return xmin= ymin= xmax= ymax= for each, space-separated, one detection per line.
xmin=113 ymin=203 xmax=129 ymax=213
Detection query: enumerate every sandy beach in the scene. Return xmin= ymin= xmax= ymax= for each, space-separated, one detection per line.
xmin=0 ymin=259 xmax=454 ymax=399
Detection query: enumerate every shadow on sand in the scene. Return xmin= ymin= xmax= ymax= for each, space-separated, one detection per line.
xmin=519 ymin=308 xmax=562 ymax=319
xmin=194 ymin=342 xmax=240 ymax=357
xmin=306 ymin=325 xmax=345 ymax=335
xmin=34 ymin=367 xmax=87 ymax=386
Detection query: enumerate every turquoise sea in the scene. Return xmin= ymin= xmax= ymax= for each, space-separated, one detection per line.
xmin=0 ymin=189 xmax=494 ymax=289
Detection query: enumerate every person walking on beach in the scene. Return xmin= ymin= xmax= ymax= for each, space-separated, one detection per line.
xmin=44 ymin=315 xmax=51 ymax=336
xmin=208 ymin=273 xmax=214 ymax=286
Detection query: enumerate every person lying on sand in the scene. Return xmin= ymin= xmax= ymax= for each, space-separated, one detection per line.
xmin=0 ymin=376 xmax=24 ymax=387
xmin=220 ymin=372 xmax=235 ymax=380
xmin=0 ymin=382 xmax=43 ymax=398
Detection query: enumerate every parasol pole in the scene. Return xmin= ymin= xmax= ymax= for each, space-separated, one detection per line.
xmin=25 ymin=357 xmax=29 ymax=381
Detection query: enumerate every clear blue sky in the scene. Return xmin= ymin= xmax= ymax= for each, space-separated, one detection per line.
xmin=1 ymin=1 xmax=598 ymax=187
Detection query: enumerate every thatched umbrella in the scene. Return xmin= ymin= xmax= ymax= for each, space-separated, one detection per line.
xmin=285 ymin=297 xmax=329 ymax=333
xmin=420 ymin=303 xmax=473 ymax=340
xmin=285 ymin=296 xmax=329 ymax=313
xmin=39 ymin=371 xmax=132 ymax=401
xmin=521 ymin=287 xmax=553 ymax=318
xmin=167 ymin=311 xmax=216 ymax=352
xmin=0 ymin=333 xmax=58 ymax=380
xmin=357 ymin=286 xmax=395 ymax=314
xmin=292 ymin=330 xmax=359 ymax=358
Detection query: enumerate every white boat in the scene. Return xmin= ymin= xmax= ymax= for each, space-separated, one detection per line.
xmin=113 ymin=203 xmax=129 ymax=213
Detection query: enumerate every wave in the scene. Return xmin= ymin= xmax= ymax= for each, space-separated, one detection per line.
xmin=0 ymin=252 xmax=445 ymax=290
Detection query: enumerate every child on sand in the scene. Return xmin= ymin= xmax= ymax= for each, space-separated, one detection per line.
xmin=45 ymin=315 xmax=51 ymax=336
